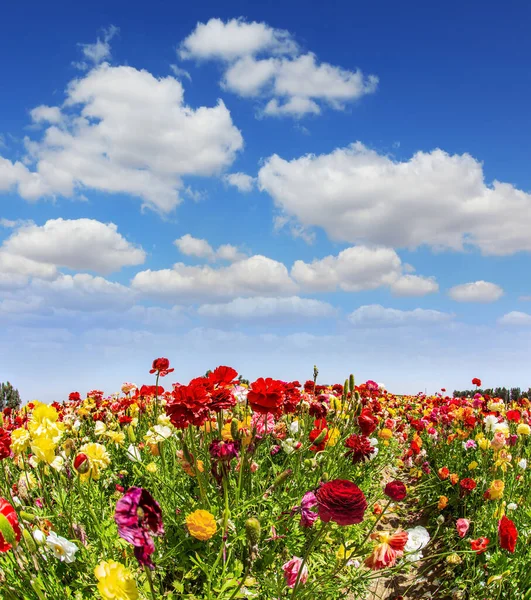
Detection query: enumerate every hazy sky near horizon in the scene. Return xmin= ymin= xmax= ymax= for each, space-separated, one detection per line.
xmin=1 ymin=1 xmax=531 ymax=402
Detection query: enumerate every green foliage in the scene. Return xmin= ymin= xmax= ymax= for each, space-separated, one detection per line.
xmin=0 ymin=381 xmax=21 ymax=410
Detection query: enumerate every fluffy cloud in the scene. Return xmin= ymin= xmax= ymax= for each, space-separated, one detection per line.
xmin=197 ymin=296 xmax=336 ymax=320
xmin=0 ymin=251 xmax=58 ymax=283
xmin=74 ymin=25 xmax=119 ymax=69
xmin=1 ymin=63 xmax=243 ymax=212
xmin=258 ymin=142 xmax=531 ymax=255
xmin=30 ymin=105 xmax=63 ymax=125
xmin=448 ymin=281 xmax=504 ymax=303
xmin=179 ymin=18 xmax=297 ymax=60
xmin=348 ymin=304 xmax=454 ymax=328
xmin=132 ymin=255 xmax=297 ymax=301
xmin=3 ymin=218 xmax=145 ymax=274
xmin=224 ymin=172 xmax=256 ymax=192
xmin=291 ymin=246 xmax=437 ymax=295
xmin=180 ymin=18 xmax=377 ymax=118
xmin=174 ymin=234 xmax=246 ymax=262
xmin=498 ymin=311 xmax=531 ymax=326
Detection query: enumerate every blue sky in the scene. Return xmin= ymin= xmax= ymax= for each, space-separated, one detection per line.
xmin=1 ymin=1 xmax=531 ymax=401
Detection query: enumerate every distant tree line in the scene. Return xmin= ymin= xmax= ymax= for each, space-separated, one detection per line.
xmin=452 ymin=387 xmax=531 ymax=402
xmin=0 ymin=382 xmax=21 ymax=411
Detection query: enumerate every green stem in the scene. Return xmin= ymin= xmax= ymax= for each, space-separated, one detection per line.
xmin=291 ymin=521 xmax=330 ymax=598
xmin=144 ymin=565 xmax=157 ymax=600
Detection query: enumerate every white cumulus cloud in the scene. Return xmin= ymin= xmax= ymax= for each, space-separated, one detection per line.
xmin=174 ymin=234 xmax=246 ymax=262
xmin=3 ymin=218 xmax=145 ymax=274
xmin=224 ymin=172 xmax=256 ymax=192
xmin=197 ymin=296 xmax=337 ymax=320
xmin=258 ymin=142 xmax=531 ymax=255
xmin=180 ymin=18 xmax=377 ymax=118
xmin=498 ymin=311 xmax=531 ymax=326
xmin=348 ymin=304 xmax=454 ymax=328
xmin=448 ymin=281 xmax=504 ymax=303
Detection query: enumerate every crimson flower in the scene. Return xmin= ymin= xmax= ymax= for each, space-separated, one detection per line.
xmin=506 ymin=410 xmax=521 ymax=423
xmin=114 ymin=487 xmax=164 ymax=568
xmin=0 ymin=498 xmax=21 ymax=552
xmin=472 ymin=378 xmax=482 ymax=387
xmin=358 ymin=408 xmax=378 ymax=436
xmin=69 ymin=392 xmax=81 ymax=402
xmin=459 ymin=478 xmax=477 ymax=496
xmin=470 ymin=536 xmax=489 ymax=554
xmin=315 ymin=479 xmax=367 ymax=526
xmin=384 ymin=481 xmax=407 ymax=501
xmin=149 ymin=358 xmax=174 ymax=377
xmin=344 ymin=434 xmax=375 ymax=463
xmin=247 ymin=378 xmax=285 ymax=416
xmin=166 ymin=379 xmax=210 ymax=429
xmin=0 ymin=429 xmax=12 ymax=461
xmin=498 ymin=516 xmax=518 ymax=553
xmin=207 ymin=366 xmax=238 ymax=387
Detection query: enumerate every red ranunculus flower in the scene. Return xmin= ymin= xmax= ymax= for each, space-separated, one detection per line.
xmin=247 ymin=378 xmax=285 ymax=416
xmin=459 ymin=478 xmax=477 ymax=495
xmin=472 ymin=378 xmax=482 ymax=387
xmin=498 ymin=516 xmax=518 ymax=553
xmin=315 ymin=479 xmax=367 ymax=526
xmin=384 ymin=481 xmax=407 ymax=501
xmin=149 ymin=358 xmax=174 ymax=377
xmin=506 ymin=410 xmax=521 ymax=423
xmin=344 ymin=434 xmax=375 ymax=463
xmin=166 ymin=380 xmax=210 ymax=429
xmin=470 ymin=537 xmax=489 ymax=554
xmin=0 ymin=429 xmax=12 ymax=461
xmin=358 ymin=408 xmax=378 ymax=436
xmin=69 ymin=391 xmax=81 ymax=402
xmin=0 ymin=498 xmax=21 ymax=552
xmin=309 ymin=428 xmax=328 ymax=452
xmin=207 ymin=366 xmax=238 ymax=387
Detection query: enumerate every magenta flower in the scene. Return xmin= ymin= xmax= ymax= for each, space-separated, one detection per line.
xmin=283 ymin=556 xmax=308 ymax=588
xmin=114 ymin=487 xmax=164 ymax=568
xmin=291 ymin=491 xmax=319 ymax=528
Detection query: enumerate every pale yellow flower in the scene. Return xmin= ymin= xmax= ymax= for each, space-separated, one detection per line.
xmin=31 ymin=436 xmax=57 ymax=464
xmin=11 ymin=428 xmax=30 ymax=453
xmin=517 ymin=423 xmax=530 ymax=436
xmin=78 ymin=442 xmax=111 ymax=482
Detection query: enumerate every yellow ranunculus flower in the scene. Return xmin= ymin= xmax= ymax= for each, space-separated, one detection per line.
xmin=478 ymin=438 xmax=489 ymax=451
xmin=379 ymin=428 xmax=393 ymax=440
xmin=517 ymin=423 xmax=530 ymax=436
xmin=185 ymin=510 xmax=217 ymax=541
xmin=487 ymin=479 xmax=505 ymax=500
xmin=95 ymin=560 xmax=138 ymax=600
xmin=31 ymin=436 xmax=57 ymax=464
xmin=11 ymin=428 xmax=30 ymax=453
xmin=326 ymin=428 xmax=341 ymax=447
xmin=78 ymin=442 xmax=111 ymax=482
xmin=468 ymin=461 xmax=478 ymax=470
xmin=106 ymin=431 xmax=125 ymax=446
xmin=146 ymin=462 xmax=158 ymax=473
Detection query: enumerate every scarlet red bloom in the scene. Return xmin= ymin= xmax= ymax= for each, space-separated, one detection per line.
xmin=207 ymin=366 xmax=238 ymax=387
xmin=0 ymin=498 xmax=21 ymax=552
xmin=358 ymin=408 xmax=378 ymax=436
xmin=73 ymin=453 xmax=89 ymax=474
xmin=0 ymin=429 xmax=11 ymax=461
xmin=459 ymin=478 xmax=477 ymax=495
xmin=506 ymin=410 xmax=521 ymax=423
xmin=498 ymin=516 xmax=518 ymax=553
xmin=344 ymin=434 xmax=375 ymax=463
xmin=470 ymin=537 xmax=489 ymax=554
xmin=149 ymin=358 xmax=174 ymax=377
xmin=384 ymin=481 xmax=407 ymax=501
xmin=166 ymin=380 xmax=210 ymax=429
xmin=309 ymin=428 xmax=328 ymax=452
xmin=472 ymin=378 xmax=482 ymax=387
xmin=69 ymin=392 xmax=81 ymax=401
xmin=315 ymin=479 xmax=367 ymax=526
xmin=247 ymin=378 xmax=285 ymax=416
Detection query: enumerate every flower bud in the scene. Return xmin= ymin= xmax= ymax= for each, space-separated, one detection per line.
xmin=22 ymin=528 xmax=37 ymax=552
xmin=245 ymin=517 xmax=261 ymax=547
xmin=312 ymin=428 xmax=328 ymax=446
xmin=19 ymin=511 xmax=36 ymax=522
xmin=349 ymin=374 xmax=355 ymax=393
xmin=127 ymin=425 xmax=136 ymax=443
xmin=73 ymin=453 xmax=90 ymax=474
xmin=0 ymin=514 xmax=17 ymax=546
xmin=230 ymin=418 xmax=240 ymax=441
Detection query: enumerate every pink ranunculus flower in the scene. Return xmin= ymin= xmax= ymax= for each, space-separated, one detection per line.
xmin=251 ymin=412 xmax=276 ymax=438
xmin=456 ymin=518 xmax=470 ymax=538
xmin=292 ymin=491 xmax=319 ymax=528
xmin=282 ymin=556 xmax=308 ymax=588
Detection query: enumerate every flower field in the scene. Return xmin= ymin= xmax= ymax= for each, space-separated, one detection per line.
xmin=0 ymin=362 xmax=530 ymax=600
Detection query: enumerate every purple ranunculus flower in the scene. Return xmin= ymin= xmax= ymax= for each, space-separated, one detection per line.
xmin=114 ymin=487 xmax=164 ymax=568
xmin=291 ymin=491 xmax=319 ymax=528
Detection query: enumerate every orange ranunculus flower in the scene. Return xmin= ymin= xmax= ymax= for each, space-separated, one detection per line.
xmin=378 ymin=428 xmax=393 ymax=440
xmin=185 ymin=510 xmax=217 ymax=541
xmin=438 ymin=496 xmax=448 ymax=510
xmin=364 ymin=530 xmax=408 ymax=570
xmin=449 ymin=473 xmax=459 ymax=485
xmin=438 ymin=467 xmax=450 ymax=480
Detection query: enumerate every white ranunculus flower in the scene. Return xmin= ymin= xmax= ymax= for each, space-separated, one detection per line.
xmin=46 ymin=531 xmax=78 ymax=563
xmin=404 ymin=526 xmax=430 ymax=562
xmin=290 ymin=420 xmax=300 ymax=435
xmin=507 ymin=503 xmax=518 ymax=511
xmin=33 ymin=529 xmax=46 ymax=545
xmin=50 ymin=455 xmax=64 ymax=472
xmin=126 ymin=444 xmax=141 ymax=462
xmin=492 ymin=421 xmax=509 ymax=435
xmin=94 ymin=421 xmax=107 ymax=436
xmin=518 ymin=458 xmax=527 ymax=470
xmin=484 ymin=415 xmax=498 ymax=433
